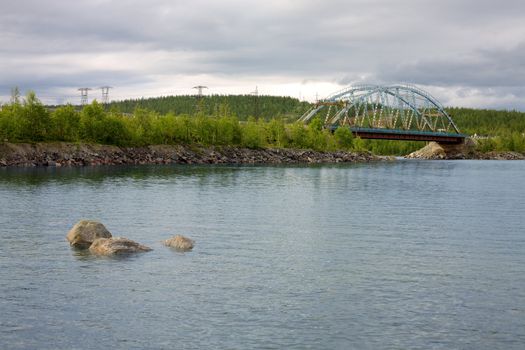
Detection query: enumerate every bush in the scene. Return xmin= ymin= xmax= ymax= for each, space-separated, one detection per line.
xmin=241 ymin=118 xmax=266 ymax=148
xmin=266 ymin=118 xmax=288 ymax=147
xmin=216 ymin=116 xmax=242 ymax=145
xmin=80 ymin=101 xmax=107 ymax=142
xmin=20 ymin=91 xmax=51 ymax=141
xmin=334 ymin=127 xmax=354 ymax=150
xmin=287 ymin=122 xmax=308 ymax=148
xmin=50 ymin=105 xmax=80 ymax=141
xmin=0 ymin=103 xmax=22 ymax=141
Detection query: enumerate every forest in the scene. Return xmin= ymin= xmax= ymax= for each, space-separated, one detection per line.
xmin=108 ymin=94 xmax=311 ymax=122
xmin=447 ymin=107 xmax=525 ymax=153
xmin=1 ymin=91 xmax=525 ymax=155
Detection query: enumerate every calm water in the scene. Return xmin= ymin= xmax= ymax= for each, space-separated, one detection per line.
xmin=1 ymin=160 xmax=524 ymax=349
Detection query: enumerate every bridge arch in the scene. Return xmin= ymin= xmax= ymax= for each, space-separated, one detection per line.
xmin=299 ymin=84 xmax=461 ymax=134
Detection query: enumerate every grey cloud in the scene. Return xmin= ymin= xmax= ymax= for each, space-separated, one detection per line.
xmin=380 ymin=43 xmax=525 ymax=88
xmin=1 ymin=0 xmax=525 ymax=108
xmin=0 ymin=70 xmax=151 ymax=96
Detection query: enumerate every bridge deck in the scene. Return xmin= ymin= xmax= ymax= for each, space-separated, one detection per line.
xmin=330 ymin=127 xmax=467 ymax=144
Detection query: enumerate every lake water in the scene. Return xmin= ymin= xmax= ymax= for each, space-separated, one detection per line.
xmin=1 ymin=160 xmax=524 ymax=349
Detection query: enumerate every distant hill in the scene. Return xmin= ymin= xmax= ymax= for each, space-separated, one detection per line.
xmin=108 ymin=94 xmax=312 ymax=121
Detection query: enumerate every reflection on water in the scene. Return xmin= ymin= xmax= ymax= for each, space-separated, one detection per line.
xmin=1 ymin=160 xmax=525 ymax=349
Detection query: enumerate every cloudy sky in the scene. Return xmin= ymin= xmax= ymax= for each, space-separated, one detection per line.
xmin=1 ymin=0 xmax=525 ymax=109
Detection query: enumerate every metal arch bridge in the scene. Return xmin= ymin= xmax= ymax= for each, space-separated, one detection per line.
xmin=299 ymin=84 xmax=467 ymax=144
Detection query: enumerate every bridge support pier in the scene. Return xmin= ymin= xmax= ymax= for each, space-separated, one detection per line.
xmin=406 ymin=138 xmax=476 ymax=159
xmin=440 ymin=138 xmax=476 ymax=158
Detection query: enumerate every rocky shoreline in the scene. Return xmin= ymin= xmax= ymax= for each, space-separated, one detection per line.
xmin=2 ymin=141 xmax=522 ymax=167
xmin=405 ymin=141 xmax=525 ymax=160
xmin=0 ymin=142 xmax=383 ymax=167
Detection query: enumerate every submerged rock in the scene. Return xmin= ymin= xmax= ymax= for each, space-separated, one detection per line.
xmin=66 ymin=220 xmax=112 ymax=249
xmin=89 ymin=237 xmax=152 ymax=255
xmin=163 ymin=235 xmax=195 ymax=251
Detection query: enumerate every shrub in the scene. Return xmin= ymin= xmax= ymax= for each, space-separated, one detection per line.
xmin=50 ymin=105 xmax=80 ymax=141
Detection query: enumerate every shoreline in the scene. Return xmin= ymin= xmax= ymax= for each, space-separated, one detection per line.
xmin=1 ymin=142 xmax=523 ymax=168
xmin=404 ymin=141 xmax=525 ymax=160
xmin=0 ymin=142 xmax=383 ymax=167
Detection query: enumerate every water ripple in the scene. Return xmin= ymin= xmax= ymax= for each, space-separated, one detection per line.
xmin=0 ymin=161 xmax=524 ymax=349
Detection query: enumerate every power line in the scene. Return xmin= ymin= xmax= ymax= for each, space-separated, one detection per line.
xmin=7 ymin=85 xmax=291 ymax=106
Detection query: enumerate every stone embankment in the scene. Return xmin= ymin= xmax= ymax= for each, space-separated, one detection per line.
xmin=406 ymin=139 xmax=525 ymax=160
xmin=0 ymin=142 xmax=381 ymax=167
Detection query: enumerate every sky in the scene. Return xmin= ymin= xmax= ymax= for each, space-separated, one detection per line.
xmin=1 ymin=0 xmax=525 ymax=109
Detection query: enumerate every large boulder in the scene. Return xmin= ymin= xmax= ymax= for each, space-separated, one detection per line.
xmin=89 ymin=237 xmax=152 ymax=255
xmin=66 ymin=220 xmax=112 ymax=249
xmin=163 ymin=235 xmax=195 ymax=251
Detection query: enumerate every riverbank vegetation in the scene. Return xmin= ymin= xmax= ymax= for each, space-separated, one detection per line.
xmin=1 ymin=91 xmax=525 ymax=155
xmin=0 ymin=92 xmax=358 ymax=152
xmin=107 ymin=94 xmax=525 ymax=154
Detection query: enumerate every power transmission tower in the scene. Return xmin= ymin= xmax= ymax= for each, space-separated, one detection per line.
xmin=193 ymin=85 xmax=208 ymax=114
xmin=78 ymin=88 xmax=91 ymax=105
xmin=251 ymin=86 xmax=259 ymax=119
xmin=100 ymin=86 xmax=113 ymax=105
xmin=193 ymin=85 xmax=208 ymax=97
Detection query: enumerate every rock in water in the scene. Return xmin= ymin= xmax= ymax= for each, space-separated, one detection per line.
xmin=163 ymin=235 xmax=195 ymax=251
xmin=66 ymin=220 xmax=112 ymax=249
xmin=89 ymin=237 xmax=152 ymax=255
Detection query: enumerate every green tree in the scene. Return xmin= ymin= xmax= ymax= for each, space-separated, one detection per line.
xmin=266 ymin=118 xmax=288 ymax=147
xmin=50 ymin=105 xmax=81 ymax=141
xmin=0 ymin=98 xmax=23 ymax=141
xmin=288 ymin=122 xmax=308 ymax=148
xmin=334 ymin=127 xmax=354 ymax=150
xmin=80 ymin=101 xmax=108 ymax=143
xmin=352 ymin=136 xmax=366 ymax=151
xmin=216 ymin=116 xmax=242 ymax=145
xmin=20 ymin=91 xmax=51 ymax=141
xmin=101 ymin=115 xmax=131 ymax=146
xmin=241 ymin=117 xmax=266 ymax=148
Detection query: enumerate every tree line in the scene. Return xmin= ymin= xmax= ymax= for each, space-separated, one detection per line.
xmin=107 ymin=94 xmax=311 ymax=121
xmin=0 ymin=91 xmax=356 ymax=152
xmin=448 ymin=107 xmax=525 ymax=153
xmin=1 ymin=91 xmax=524 ymax=154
